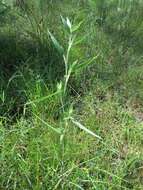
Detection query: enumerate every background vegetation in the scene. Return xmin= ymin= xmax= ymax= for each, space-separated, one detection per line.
xmin=0 ymin=0 xmax=143 ymax=189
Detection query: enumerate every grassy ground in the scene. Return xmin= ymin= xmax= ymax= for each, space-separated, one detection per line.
xmin=0 ymin=0 xmax=143 ymax=189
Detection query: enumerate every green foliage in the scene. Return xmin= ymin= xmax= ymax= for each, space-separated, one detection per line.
xmin=0 ymin=0 xmax=143 ymax=189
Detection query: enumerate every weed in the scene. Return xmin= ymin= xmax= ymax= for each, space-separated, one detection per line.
xmin=0 ymin=1 xmax=143 ymax=189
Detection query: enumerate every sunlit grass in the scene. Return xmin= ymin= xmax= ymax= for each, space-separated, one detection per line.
xmin=0 ymin=0 xmax=143 ymax=189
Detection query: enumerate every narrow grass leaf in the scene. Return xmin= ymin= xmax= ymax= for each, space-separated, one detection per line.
xmin=33 ymin=113 xmax=61 ymax=134
xmin=71 ymin=21 xmax=83 ymax=33
xmin=71 ymin=117 xmax=102 ymax=139
xmin=66 ymin=17 xmax=72 ymax=31
xmin=75 ymin=56 xmax=97 ymax=72
xmin=25 ymin=90 xmax=60 ymax=105
xmin=48 ymin=30 xmax=64 ymax=54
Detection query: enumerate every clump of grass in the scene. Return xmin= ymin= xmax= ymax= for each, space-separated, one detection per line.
xmin=0 ymin=1 xmax=143 ymax=189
